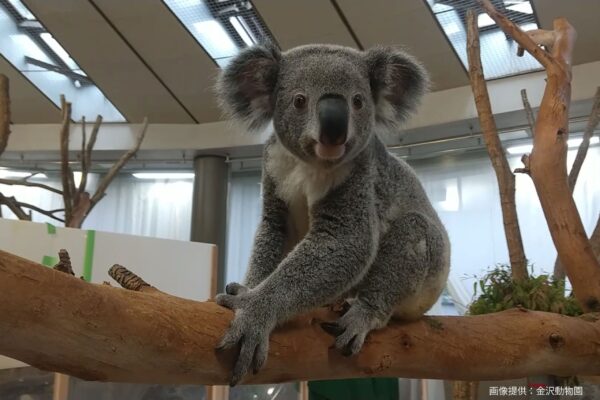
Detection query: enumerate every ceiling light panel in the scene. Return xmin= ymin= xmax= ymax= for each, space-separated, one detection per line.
xmin=425 ymin=0 xmax=542 ymax=79
xmin=0 ymin=0 xmax=125 ymax=121
xmin=163 ymin=0 xmax=275 ymax=67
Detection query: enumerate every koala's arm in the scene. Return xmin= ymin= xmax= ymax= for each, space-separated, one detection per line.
xmin=243 ymin=172 xmax=288 ymax=288
xmin=254 ymin=172 xmax=377 ymax=320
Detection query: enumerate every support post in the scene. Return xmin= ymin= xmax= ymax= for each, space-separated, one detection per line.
xmin=190 ymin=156 xmax=228 ymax=296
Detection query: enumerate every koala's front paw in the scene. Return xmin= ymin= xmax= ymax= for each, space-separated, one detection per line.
xmin=321 ymin=301 xmax=386 ymax=357
xmin=215 ymin=284 xmax=274 ymax=386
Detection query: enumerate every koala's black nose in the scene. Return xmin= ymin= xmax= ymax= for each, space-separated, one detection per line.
xmin=318 ymin=95 xmax=348 ymax=146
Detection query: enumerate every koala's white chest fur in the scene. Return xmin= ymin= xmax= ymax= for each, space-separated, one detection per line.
xmin=266 ymin=140 xmax=351 ymax=250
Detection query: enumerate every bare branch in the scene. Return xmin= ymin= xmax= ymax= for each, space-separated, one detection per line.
xmin=0 ymin=74 xmax=10 ymax=156
xmin=0 ymin=193 xmax=30 ymax=220
xmin=466 ymin=8 xmax=528 ymax=281
xmin=78 ymin=115 xmax=102 ymax=196
xmin=59 ymin=95 xmax=73 ymax=222
xmin=520 ymin=89 xmax=536 ymax=137
xmin=4 ymin=197 xmax=65 ymax=223
xmin=568 ymin=87 xmax=600 ymax=191
xmin=76 ymin=116 xmax=86 ymax=198
xmin=89 ymin=118 xmax=148 ymax=208
xmin=0 ymin=178 xmax=63 ymax=195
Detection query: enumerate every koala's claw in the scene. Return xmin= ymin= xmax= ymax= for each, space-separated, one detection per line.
xmin=215 ymin=311 xmax=271 ymax=386
xmin=225 ymin=282 xmax=249 ymax=295
xmin=321 ymin=303 xmax=381 ymax=356
xmin=225 ymin=331 xmax=269 ymax=386
xmin=320 ymin=321 xmax=345 ymax=336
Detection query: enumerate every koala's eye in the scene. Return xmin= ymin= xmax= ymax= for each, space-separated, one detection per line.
xmin=293 ymin=94 xmax=307 ymax=109
xmin=352 ymin=94 xmax=364 ymax=110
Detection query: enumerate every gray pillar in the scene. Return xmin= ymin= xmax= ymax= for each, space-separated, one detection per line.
xmin=191 ymin=155 xmax=228 ymax=293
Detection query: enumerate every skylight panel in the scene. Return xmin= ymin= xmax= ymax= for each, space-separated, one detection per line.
xmin=0 ymin=0 xmax=125 ymax=121
xmin=163 ymin=0 xmax=275 ymax=67
xmin=425 ymin=0 xmax=542 ymax=80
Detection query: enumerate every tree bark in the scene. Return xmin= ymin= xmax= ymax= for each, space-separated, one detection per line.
xmin=1 ymin=250 xmax=599 ymax=385
xmin=477 ymin=0 xmax=600 ymax=312
xmin=465 ymin=9 xmax=528 ymax=282
xmin=553 ymin=87 xmax=600 ymax=279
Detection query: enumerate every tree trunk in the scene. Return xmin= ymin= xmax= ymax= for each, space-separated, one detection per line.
xmin=0 ymin=250 xmax=599 ymax=385
xmin=591 ymin=215 xmax=600 ymax=260
xmin=477 ymin=0 xmax=600 ymax=312
xmin=0 ymin=74 xmax=10 ymax=157
xmin=553 ymin=87 xmax=600 ymax=279
xmin=465 ymin=8 xmax=528 ymax=282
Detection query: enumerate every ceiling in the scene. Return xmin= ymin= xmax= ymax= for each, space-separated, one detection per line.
xmin=2 ymin=0 xmax=600 ymax=124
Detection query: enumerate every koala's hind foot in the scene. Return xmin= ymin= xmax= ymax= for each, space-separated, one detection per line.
xmin=321 ymin=299 xmax=390 ymax=356
xmin=322 ymin=212 xmax=449 ymax=356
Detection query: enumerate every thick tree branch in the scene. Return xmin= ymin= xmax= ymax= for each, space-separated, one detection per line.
xmin=591 ymin=215 xmax=600 ymax=261
xmin=466 ymin=9 xmax=528 ymax=282
xmin=476 ymin=2 xmax=600 ymax=312
xmin=554 ymin=87 xmax=600 ymax=279
xmin=0 ymin=250 xmax=599 ymax=385
xmin=0 ymin=74 xmax=10 ymax=156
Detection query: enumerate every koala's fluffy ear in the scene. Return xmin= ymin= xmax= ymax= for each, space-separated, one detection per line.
xmin=216 ymin=43 xmax=281 ymax=131
xmin=365 ymin=47 xmax=429 ymax=134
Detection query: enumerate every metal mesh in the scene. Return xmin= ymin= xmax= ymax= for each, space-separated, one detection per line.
xmin=425 ymin=0 xmax=542 ymax=79
xmin=163 ymin=0 xmax=275 ymax=67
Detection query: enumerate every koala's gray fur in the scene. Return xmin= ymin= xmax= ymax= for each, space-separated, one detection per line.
xmin=215 ymin=43 xmax=450 ymax=386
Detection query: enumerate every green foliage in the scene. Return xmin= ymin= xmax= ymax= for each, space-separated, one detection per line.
xmin=468 ymin=264 xmax=583 ymax=316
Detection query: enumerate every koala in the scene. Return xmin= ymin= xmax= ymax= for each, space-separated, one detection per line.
xmin=215 ymin=43 xmax=450 ymax=386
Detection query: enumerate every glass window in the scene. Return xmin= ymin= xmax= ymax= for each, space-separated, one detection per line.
xmin=0 ymin=0 xmax=125 ymax=121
